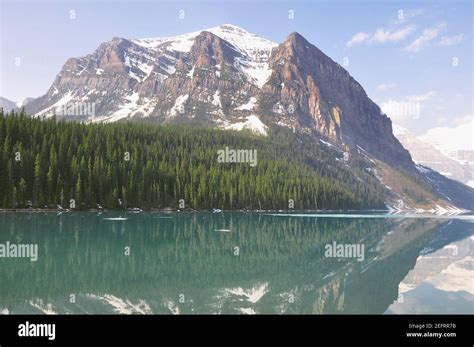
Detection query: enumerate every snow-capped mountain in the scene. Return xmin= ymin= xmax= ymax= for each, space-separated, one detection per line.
xmin=25 ymin=24 xmax=277 ymax=129
xmin=420 ymin=121 xmax=474 ymax=187
xmin=23 ymin=24 xmax=411 ymax=167
xmin=394 ymin=124 xmax=474 ymax=187
xmin=420 ymin=120 xmax=473 ymax=157
xmin=132 ymin=24 xmax=277 ymax=88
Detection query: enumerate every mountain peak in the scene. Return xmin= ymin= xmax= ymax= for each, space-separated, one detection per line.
xmin=130 ymin=24 xmax=276 ymax=56
xmin=284 ymin=32 xmax=311 ymax=46
xmin=286 ymin=31 xmax=306 ymax=41
xmin=217 ymin=24 xmax=249 ymax=33
xmin=279 ymin=32 xmax=317 ymax=59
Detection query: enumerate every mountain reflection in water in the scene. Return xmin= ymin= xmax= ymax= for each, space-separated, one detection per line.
xmin=0 ymin=212 xmax=472 ymax=314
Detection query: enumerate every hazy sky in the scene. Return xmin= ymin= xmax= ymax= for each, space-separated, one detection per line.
xmin=0 ymin=0 xmax=472 ymax=134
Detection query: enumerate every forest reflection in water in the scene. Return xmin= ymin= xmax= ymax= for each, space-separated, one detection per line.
xmin=0 ymin=212 xmax=472 ymax=314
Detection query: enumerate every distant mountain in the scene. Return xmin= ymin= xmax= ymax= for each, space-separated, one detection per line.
xmin=0 ymin=97 xmax=36 ymax=112
xmin=394 ymin=124 xmax=474 ymax=187
xmin=17 ymin=24 xmax=474 ymax=211
xmin=16 ymin=97 xmax=35 ymax=108
xmin=420 ymin=121 xmax=473 ymax=156
xmin=0 ymin=97 xmax=17 ymax=112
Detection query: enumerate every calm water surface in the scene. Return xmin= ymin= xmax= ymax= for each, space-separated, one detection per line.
xmin=0 ymin=212 xmax=472 ymax=314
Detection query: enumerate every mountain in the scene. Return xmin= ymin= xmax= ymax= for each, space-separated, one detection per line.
xmin=16 ymin=97 xmax=35 ymax=108
xmin=23 ymin=25 xmax=409 ymax=164
xmin=394 ymin=125 xmax=474 ymax=187
xmin=0 ymin=97 xmax=36 ymax=112
xmin=17 ymin=24 xmax=474 ymax=211
xmin=0 ymin=97 xmax=17 ymax=112
xmin=420 ymin=120 xmax=473 ymax=156
xmin=419 ymin=122 xmax=474 ymax=188
xmin=24 ymin=25 xmax=276 ymax=125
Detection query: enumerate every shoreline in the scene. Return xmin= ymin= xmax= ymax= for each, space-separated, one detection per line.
xmin=0 ymin=208 xmax=390 ymax=214
xmin=1 ymin=208 xmax=472 ymax=216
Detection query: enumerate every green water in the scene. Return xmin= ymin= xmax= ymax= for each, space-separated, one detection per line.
xmin=0 ymin=212 xmax=472 ymax=314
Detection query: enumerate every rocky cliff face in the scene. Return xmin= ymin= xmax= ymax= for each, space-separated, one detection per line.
xmin=259 ymin=32 xmax=412 ymax=167
xmin=23 ymin=25 xmax=412 ymax=168
xmin=150 ymin=30 xmax=262 ymax=126
xmin=25 ymin=36 xmax=184 ymax=122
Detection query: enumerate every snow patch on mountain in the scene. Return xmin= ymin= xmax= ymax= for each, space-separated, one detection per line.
xmin=234 ymin=57 xmax=272 ymax=88
xmin=187 ymin=65 xmax=195 ymax=78
xmin=235 ymin=97 xmax=257 ymax=111
xmin=211 ymin=90 xmax=222 ymax=108
xmin=33 ymin=91 xmax=75 ymax=118
xmin=224 ymin=282 xmax=268 ymax=303
xmin=212 ymin=24 xmax=276 ymax=56
xmin=94 ymin=92 xmax=140 ymax=123
xmin=124 ymin=53 xmax=155 ymax=82
xmin=86 ymin=294 xmax=152 ymax=314
xmin=133 ymin=30 xmax=199 ymax=53
xmin=168 ymin=94 xmax=189 ymax=118
xmin=133 ymin=24 xmax=276 ymax=57
xmin=28 ymin=300 xmax=58 ymax=314
xmin=133 ymin=24 xmax=276 ymax=88
xmin=225 ymin=115 xmax=268 ymax=135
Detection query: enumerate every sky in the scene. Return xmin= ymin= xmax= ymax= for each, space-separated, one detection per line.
xmin=0 ymin=0 xmax=472 ymax=137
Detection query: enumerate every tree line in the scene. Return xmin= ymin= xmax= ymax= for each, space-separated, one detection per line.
xmin=0 ymin=110 xmax=386 ymax=210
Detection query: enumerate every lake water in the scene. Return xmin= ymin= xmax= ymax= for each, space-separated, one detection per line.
xmin=0 ymin=212 xmax=472 ymax=314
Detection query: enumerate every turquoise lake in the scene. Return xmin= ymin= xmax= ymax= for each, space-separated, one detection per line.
xmin=0 ymin=212 xmax=472 ymax=314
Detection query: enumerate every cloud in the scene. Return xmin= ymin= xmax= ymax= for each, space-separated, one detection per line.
xmin=372 ymin=25 xmax=416 ymax=43
xmin=346 ymin=25 xmax=414 ymax=47
xmin=452 ymin=114 xmax=474 ymax=126
xmin=376 ymin=83 xmax=397 ymax=91
xmin=438 ymin=34 xmax=464 ymax=46
xmin=405 ymin=90 xmax=437 ymax=102
xmin=420 ymin=117 xmax=474 ymax=153
xmin=346 ymin=32 xmax=370 ymax=47
xmin=403 ymin=23 xmax=446 ymax=52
